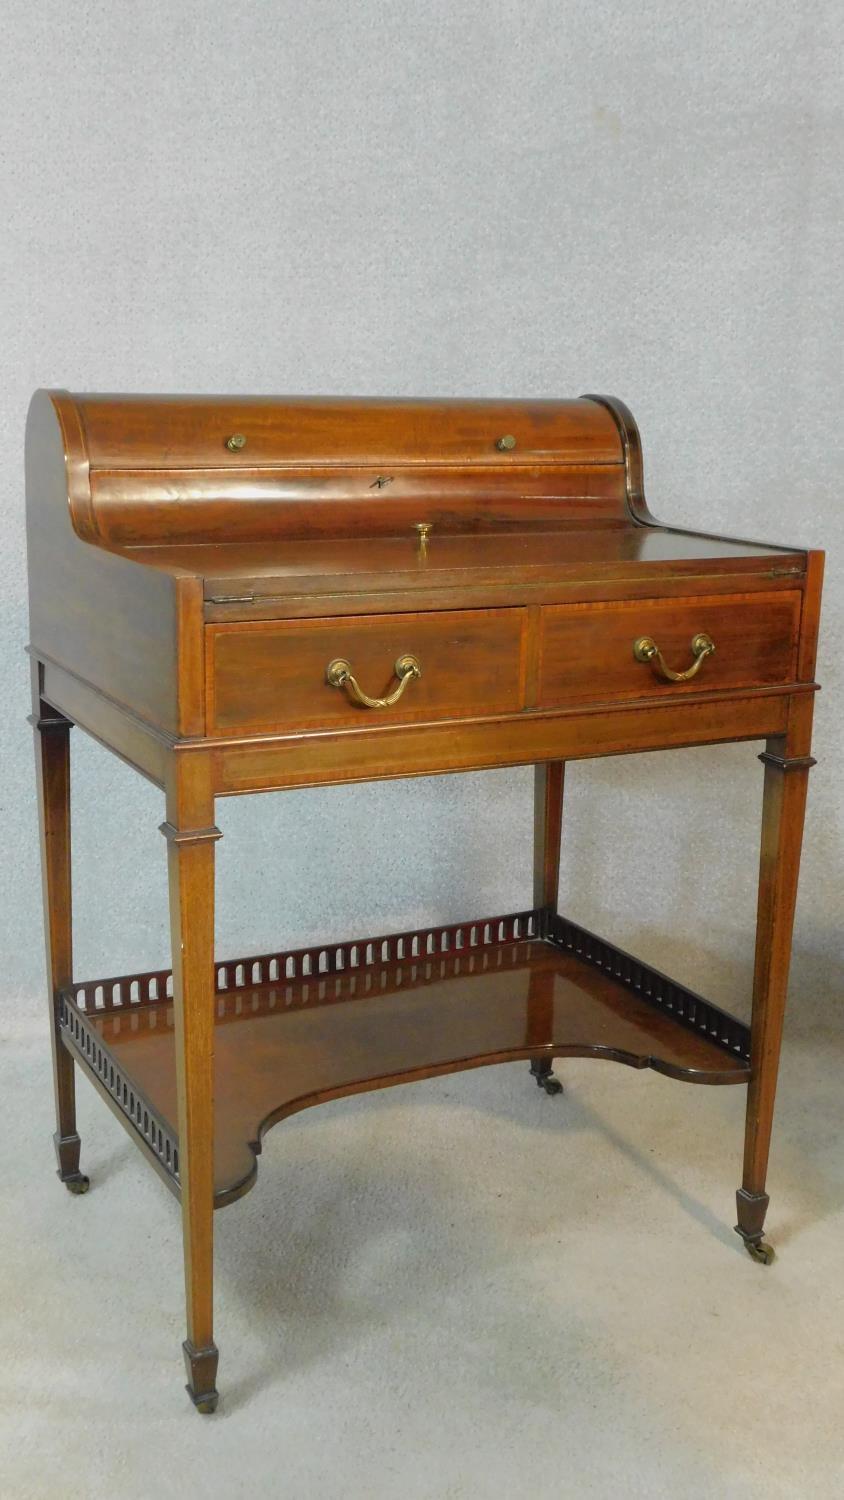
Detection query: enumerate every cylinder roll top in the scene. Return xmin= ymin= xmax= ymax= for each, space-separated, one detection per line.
xmin=37 ymin=392 xmax=630 ymax=546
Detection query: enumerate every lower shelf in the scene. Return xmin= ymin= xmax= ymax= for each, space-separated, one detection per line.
xmin=60 ymin=909 xmax=751 ymax=1207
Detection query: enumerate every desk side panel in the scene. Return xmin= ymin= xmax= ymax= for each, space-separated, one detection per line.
xmin=25 ymin=390 xmax=204 ymax=736
xmin=796 ymin=550 xmax=825 ymax=681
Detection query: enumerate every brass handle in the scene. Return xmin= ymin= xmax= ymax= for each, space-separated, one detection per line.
xmin=225 ymin=433 xmax=247 ymax=451
xmin=633 ymin=632 xmax=715 ymax=682
xmin=326 ymin=654 xmax=422 ymax=709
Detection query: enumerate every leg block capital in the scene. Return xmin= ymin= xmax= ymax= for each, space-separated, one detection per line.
xmin=757 ymin=751 xmax=817 ymax=774
xmin=159 ymin=822 xmax=222 ymax=847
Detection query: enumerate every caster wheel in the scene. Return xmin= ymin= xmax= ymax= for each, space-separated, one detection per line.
xmin=63 ymin=1174 xmax=90 ymax=1195
xmin=745 ymin=1238 xmax=775 ymax=1265
xmin=191 ymin=1392 xmax=219 ymax=1414
xmin=529 ymin=1060 xmax=564 ymax=1096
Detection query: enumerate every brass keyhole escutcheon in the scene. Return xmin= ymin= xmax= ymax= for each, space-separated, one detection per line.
xmin=225 ymin=433 xmax=247 ymax=452
xmin=414 ymin=522 xmax=432 ymax=558
xmin=496 ymin=434 xmax=516 ymax=451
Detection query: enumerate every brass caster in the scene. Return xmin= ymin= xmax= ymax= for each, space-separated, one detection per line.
xmin=745 ymin=1238 xmax=775 ymax=1265
xmin=539 ymin=1074 xmax=563 ymax=1096
xmin=192 ymin=1393 xmax=219 ymax=1415
xmin=63 ymin=1173 xmax=90 ymax=1194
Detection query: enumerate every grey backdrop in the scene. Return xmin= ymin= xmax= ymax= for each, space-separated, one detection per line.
xmin=1 ymin=1 xmax=841 ymax=1032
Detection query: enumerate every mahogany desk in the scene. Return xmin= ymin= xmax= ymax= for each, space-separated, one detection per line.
xmin=26 ymin=392 xmax=823 ymax=1412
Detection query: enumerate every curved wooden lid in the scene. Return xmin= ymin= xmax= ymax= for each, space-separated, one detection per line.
xmin=30 ymin=391 xmax=630 ymax=546
xmin=71 ymin=393 xmax=623 ymax=469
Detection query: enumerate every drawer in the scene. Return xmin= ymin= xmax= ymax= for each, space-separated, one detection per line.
xmin=207 ymin=608 xmax=528 ymax=735
xmin=537 ymin=591 xmax=801 ymax=706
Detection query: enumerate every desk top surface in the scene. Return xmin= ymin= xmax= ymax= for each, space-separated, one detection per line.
xmin=123 ymin=523 xmax=803 ymax=597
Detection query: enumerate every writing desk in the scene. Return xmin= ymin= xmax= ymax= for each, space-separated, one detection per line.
xmin=26 ymin=392 xmax=823 ymax=1411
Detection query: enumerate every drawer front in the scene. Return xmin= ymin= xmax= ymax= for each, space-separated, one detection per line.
xmin=208 ymin=608 xmax=527 ymax=735
xmin=537 ymin=591 xmax=801 ymax=706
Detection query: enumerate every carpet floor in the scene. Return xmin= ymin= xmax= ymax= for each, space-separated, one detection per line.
xmin=3 ymin=1009 xmax=843 ymax=1499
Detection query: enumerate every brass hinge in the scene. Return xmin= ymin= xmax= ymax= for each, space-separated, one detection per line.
xmin=207 ymin=592 xmax=255 ymax=604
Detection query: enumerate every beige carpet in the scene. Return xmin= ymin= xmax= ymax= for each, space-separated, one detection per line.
xmin=3 ymin=1007 xmax=843 ymax=1499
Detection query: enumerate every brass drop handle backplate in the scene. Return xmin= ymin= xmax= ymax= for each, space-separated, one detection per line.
xmin=326 ymin=654 xmax=422 ymax=709
xmin=633 ymin=632 xmax=716 ymax=683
